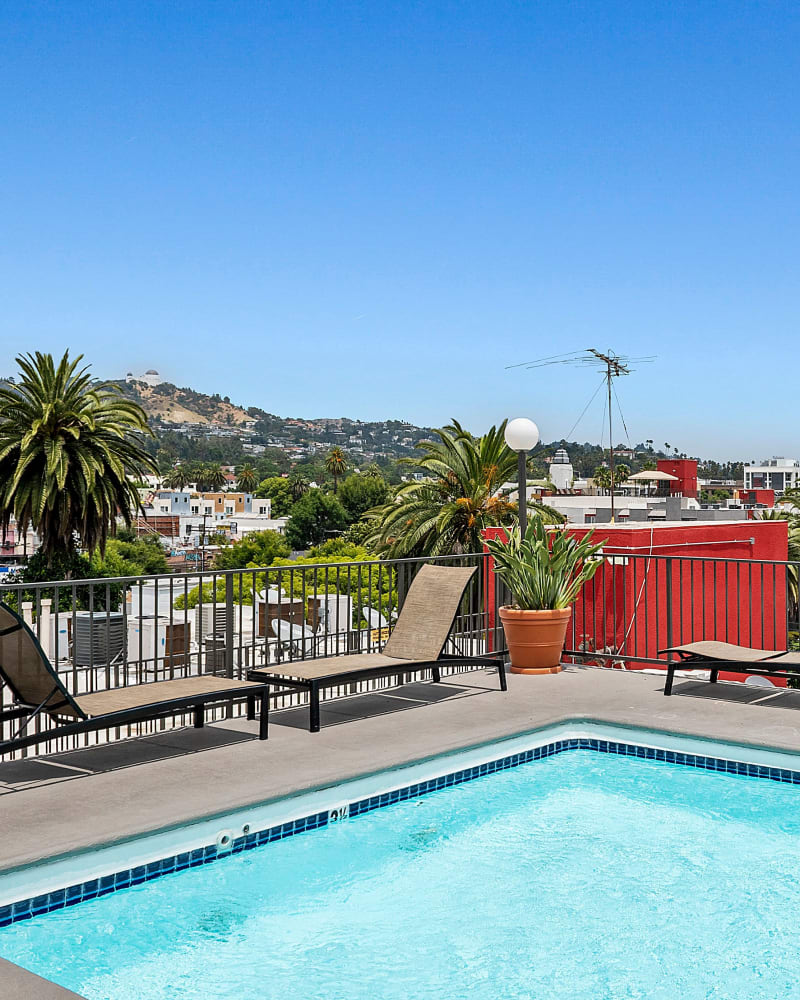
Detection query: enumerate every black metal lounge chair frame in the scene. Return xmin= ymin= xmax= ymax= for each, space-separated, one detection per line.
xmin=249 ymin=652 xmax=507 ymax=735
xmin=0 ymin=605 xmax=269 ymax=757
xmin=662 ymin=646 xmax=800 ymax=696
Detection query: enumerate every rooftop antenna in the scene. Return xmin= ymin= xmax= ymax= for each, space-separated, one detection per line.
xmin=507 ymin=349 xmax=656 ymax=522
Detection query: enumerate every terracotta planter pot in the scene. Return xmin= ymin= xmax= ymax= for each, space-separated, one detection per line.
xmin=499 ymin=606 xmax=572 ymax=675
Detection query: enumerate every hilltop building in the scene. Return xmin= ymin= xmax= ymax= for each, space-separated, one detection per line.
xmin=126 ymin=369 xmax=165 ymax=387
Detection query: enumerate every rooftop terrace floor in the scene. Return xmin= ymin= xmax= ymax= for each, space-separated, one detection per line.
xmin=3 ymin=665 xmax=800 ymax=995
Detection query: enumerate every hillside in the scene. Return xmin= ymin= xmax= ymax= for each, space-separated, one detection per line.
xmin=109 ymin=378 xmax=742 ymax=481
xmin=112 ymin=378 xmax=435 ymax=466
xmin=114 ymin=380 xmax=255 ymax=427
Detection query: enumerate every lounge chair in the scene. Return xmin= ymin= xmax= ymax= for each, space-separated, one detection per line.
xmin=248 ymin=564 xmax=506 ymax=734
xmin=0 ymin=601 xmax=270 ymax=756
xmin=659 ymin=640 xmax=800 ymax=695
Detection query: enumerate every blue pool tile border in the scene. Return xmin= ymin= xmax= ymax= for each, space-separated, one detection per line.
xmin=3 ymin=735 xmax=800 ymax=927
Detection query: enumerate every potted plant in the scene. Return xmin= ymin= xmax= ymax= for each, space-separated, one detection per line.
xmin=486 ymin=520 xmax=604 ymax=674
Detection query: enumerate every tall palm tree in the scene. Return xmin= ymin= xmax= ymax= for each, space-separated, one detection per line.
xmin=325 ymin=447 xmax=348 ymax=493
xmin=364 ymin=420 xmax=563 ymax=558
xmin=288 ymin=472 xmax=310 ymax=502
xmin=614 ymin=463 xmax=630 ymax=484
xmin=237 ymin=464 xmax=257 ymax=492
xmin=193 ymin=463 xmax=211 ymax=491
xmin=196 ymin=463 xmax=226 ymax=492
xmin=0 ymin=351 xmax=157 ymax=564
xmin=162 ymin=465 xmax=190 ymax=490
xmin=592 ymin=465 xmax=612 ymax=493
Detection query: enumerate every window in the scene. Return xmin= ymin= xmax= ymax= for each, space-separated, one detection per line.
xmin=191 ymin=506 xmax=199 ymax=515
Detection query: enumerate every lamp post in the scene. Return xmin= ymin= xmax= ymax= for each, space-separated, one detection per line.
xmin=505 ymin=417 xmax=540 ymax=537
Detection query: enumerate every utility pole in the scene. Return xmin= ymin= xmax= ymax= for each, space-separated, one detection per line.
xmin=588 ymin=349 xmax=630 ymax=523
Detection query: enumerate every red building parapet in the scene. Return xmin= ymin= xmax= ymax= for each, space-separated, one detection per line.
xmin=483 ymin=519 xmax=789 ymax=685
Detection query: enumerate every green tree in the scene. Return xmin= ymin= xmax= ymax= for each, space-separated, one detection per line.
xmin=255 ymin=476 xmax=293 ymax=517
xmin=592 ymin=466 xmax=612 ymax=492
xmin=338 ymin=472 xmax=391 ymax=523
xmin=194 ymin=464 xmax=212 ymax=491
xmin=286 ymin=489 xmax=348 ymax=549
xmin=237 ymin=464 xmax=257 ymax=492
xmin=0 ymin=351 xmax=157 ymax=565
xmin=288 ymin=472 xmax=310 ymax=502
xmin=364 ymin=420 xmax=562 ymax=558
xmin=174 ymin=539 xmax=395 ymax=626
xmin=90 ymin=534 xmax=169 ymax=577
xmin=756 ymin=510 xmax=800 ymax=622
xmin=614 ymin=463 xmax=630 ymax=484
xmin=203 ymin=464 xmax=227 ymax=492
xmin=161 ymin=465 xmax=191 ymax=490
xmin=11 ymin=531 xmax=167 ymax=612
xmin=325 ymin=446 xmax=348 ymax=493
xmin=212 ymin=529 xmax=291 ymax=570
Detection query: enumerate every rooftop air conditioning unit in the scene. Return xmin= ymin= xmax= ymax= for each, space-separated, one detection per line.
xmin=195 ymin=604 xmax=229 ymax=639
xmin=72 ymin=611 xmax=126 ymax=667
xmin=194 ymin=604 xmax=254 ymax=639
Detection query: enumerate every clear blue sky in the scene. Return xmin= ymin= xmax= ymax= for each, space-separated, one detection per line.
xmin=2 ymin=1 xmax=797 ymax=460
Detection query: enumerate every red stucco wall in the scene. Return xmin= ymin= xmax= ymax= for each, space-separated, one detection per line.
xmin=483 ymin=520 xmax=789 ymax=684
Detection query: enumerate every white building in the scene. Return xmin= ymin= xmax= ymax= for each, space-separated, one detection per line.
xmin=743 ymin=458 xmax=800 ymax=494
xmin=126 ymin=368 xmax=165 ymax=387
xmin=548 ymin=448 xmax=574 ymax=491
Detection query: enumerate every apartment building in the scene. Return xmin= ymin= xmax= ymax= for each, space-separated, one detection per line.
xmin=744 ymin=458 xmax=800 ymax=494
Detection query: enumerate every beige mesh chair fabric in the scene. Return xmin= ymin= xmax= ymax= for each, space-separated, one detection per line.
xmin=0 ymin=603 xmax=79 ymax=716
xmin=0 ymin=601 xmax=267 ymax=726
xmin=381 ymin=564 xmax=477 ymax=662
xmin=660 ymin=641 xmax=783 ymax=662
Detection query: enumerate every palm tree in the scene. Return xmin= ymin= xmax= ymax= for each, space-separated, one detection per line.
xmin=756 ymin=509 xmax=800 ymax=616
xmin=325 ymin=447 xmax=348 ymax=493
xmin=614 ymin=463 xmax=630 ymax=484
xmin=162 ymin=465 xmax=190 ymax=490
xmin=237 ymin=465 xmax=257 ymax=492
xmin=779 ymin=488 xmax=800 ymax=511
xmin=288 ymin=472 xmax=309 ymax=502
xmin=0 ymin=351 xmax=157 ymax=564
xmin=593 ymin=466 xmax=612 ymax=493
xmin=197 ymin=463 xmax=226 ymax=492
xmin=364 ymin=420 xmax=563 ymax=558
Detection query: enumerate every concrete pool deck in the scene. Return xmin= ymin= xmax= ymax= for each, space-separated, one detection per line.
xmin=3 ymin=664 xmax=800 ymax=875
xmin=3 ymin=664 xmax=800 ymax=996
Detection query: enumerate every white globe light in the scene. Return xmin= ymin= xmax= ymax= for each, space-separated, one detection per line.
xmin=505 ymin=417 xmax=540 ymax=452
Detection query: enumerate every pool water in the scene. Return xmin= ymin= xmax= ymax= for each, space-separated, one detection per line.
xmin=2 ymin=750 xmax=800 ymax=1000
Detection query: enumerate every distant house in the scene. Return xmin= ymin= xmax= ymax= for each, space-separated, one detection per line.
xmin=126 ymin=368 xmax=165 ymax=387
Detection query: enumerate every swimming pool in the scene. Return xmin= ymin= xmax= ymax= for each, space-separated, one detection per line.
xmin=2 ymin=723 xmax=800 ymax=999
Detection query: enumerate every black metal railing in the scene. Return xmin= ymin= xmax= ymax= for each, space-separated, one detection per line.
xmin=560 ymin=551 xmax=797 ymax=670
xmin=3 ymin=546 xmax=797 ymax=757
xmin=0 ymin=553 xmax=504 ymax=756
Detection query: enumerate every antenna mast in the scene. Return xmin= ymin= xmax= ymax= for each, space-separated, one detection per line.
xmin=507 ymin=348 xmax=654 ymax=524
xmin=588 ymin=349 xmax=630 ymax=522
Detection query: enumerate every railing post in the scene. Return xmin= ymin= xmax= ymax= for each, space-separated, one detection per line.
xmin=224 ymin=573 xmax=235 ymax=680
xmin=665 ymin=558 xmax=674 ymax=672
